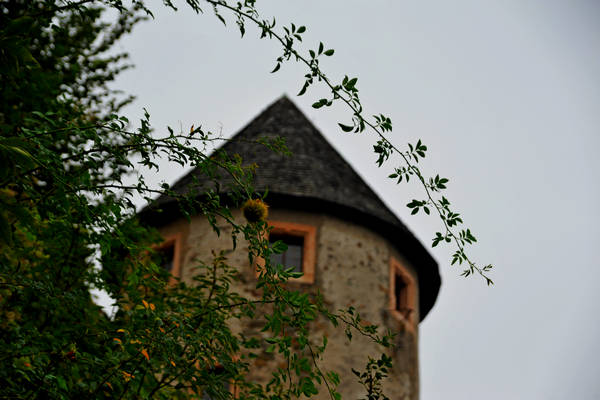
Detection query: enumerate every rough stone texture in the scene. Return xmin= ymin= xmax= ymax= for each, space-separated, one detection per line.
xmin=157 ymin=208 xmax=420 ymax=399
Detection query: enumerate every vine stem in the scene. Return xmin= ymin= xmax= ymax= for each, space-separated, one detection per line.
xmin=204 ymin=0 xmax=491 ymax=282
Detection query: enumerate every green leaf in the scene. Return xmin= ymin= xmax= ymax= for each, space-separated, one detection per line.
xmin=5 ymin=16 xmax=35 ymax=36
xmin=338 ymin=123 xmax=353 ymax=132
xmin=323 ymin=49 xmax=334 ymax=56
xmin=297 ymin=82 xmax=308 ymax=96
xmin=56 ymin=376 xmax=68 ymax=391
xmin=345 ymin=77 xmax=357 ymax=89
xmin=312 ymin=99 xmax=327 ymax=109
xmin=272 ymin=240 xmax=288 ymax=254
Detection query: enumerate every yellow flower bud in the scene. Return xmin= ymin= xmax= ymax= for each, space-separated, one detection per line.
xmin=241 ymin=198 xmax=269 ymax=223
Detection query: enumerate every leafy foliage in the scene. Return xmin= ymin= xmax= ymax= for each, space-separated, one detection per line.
xmin=200 ymin=0 xmax=494 ymax=283
xmin=0 ymin=1 xmax=399 ymax=398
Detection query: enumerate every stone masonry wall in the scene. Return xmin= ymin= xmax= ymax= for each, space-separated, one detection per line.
xmin=158 ymin=208 xmax=420 ymax=400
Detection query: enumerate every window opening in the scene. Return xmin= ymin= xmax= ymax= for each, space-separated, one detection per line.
xmin=389 ymin=257 xmax=416 ymax=327
xmin=157 ymin=243 xmax=175 ymax=272
xmin=259 ymin=221 xmax=316 ymax=284
xmin=394 ymin=273 xmax=409 ymax=317
xmin=152 ymin=234 xmax=182 ymax=284
xmin=269 ymin=233 xmax=304 ymax=273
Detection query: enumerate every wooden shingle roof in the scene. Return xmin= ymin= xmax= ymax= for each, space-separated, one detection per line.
xmin=143 ymin=96 xmax=440 ymax=320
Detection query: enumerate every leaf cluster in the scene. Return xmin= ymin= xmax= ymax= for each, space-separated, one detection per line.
xmin=1 ymin=1 xmax=403 ymax=399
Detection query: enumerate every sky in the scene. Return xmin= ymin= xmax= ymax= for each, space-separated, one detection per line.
xmin=108 ymin=1 xmax=600 ymax=398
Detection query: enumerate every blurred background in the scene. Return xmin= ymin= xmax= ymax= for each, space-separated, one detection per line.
xmin=109 ymin=1 xmax=600 ymax=398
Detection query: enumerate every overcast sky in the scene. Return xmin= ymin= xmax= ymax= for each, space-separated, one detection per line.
xmin=110 ymin=1 xmax=600 ymax=398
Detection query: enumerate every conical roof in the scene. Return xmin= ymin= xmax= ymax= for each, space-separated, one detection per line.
xmin=143 ymin=96 xmax=440 ymax=320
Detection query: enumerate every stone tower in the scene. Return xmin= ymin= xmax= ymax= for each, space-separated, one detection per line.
xmin=142 ymin=96 xmax=440 ymax=399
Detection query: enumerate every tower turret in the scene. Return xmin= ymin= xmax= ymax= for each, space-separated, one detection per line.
xmin=142 ymin=96 xmax=440 ymax=399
